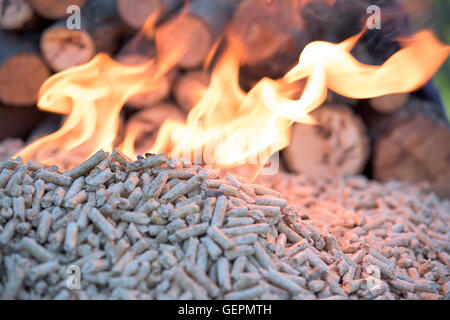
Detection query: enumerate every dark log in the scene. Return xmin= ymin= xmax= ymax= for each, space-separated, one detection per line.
xmin=29 ymin=0 xmax=87 ymax=20
xmin=0 ymin=30 xmax=51 ymax=106
xmin=155 ymin=0 xmax=235 ymax=69
xmin=283 ymin=104 xmax=369 ymax=178
xmin=369 ymin=98 xmax=450 ymax=198
xmin=39 ymin=0 xmax=124 ymax=71
xmin=0 ymin=102 xmax=47 ymax=140
xmin=116 ymin=0 xmax=183 ymax=31
xmin=230 ymin=0 xmax=310 ymax=80
xmin=369 ymin=93 xmax=410 ymax=114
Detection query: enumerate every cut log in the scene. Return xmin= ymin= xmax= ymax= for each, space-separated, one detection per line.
xmin=369 ymin=93 xmax=410 ymax=114
xmin=29 ymin=0 xmax=87 ymax=20
xmin=116 ymin=32 xmax=176 ymax=109
xmin=124 ymin=102 xmax=185 ymax=155
xmin=155 ymin=0 xmax=235 ymax=69
xmin=173 ymin=70 xmax=210 ymax=112
xmin=0 ymin=31 xmax=51 ymax=106
xmin=39 ymin=0 xmax=124 ymax=71
xmin=371 ymin=98 xmax=450 ymax=198
xmin=116 ymin=0 xmax=183 ymax=31
xmin=0 ymin=103 xmax=47 ymax=140
xmin=283 ymin=104 xmax=369 ymax=178
xmin=0 ymin=0 xmax=43 ymax=30
xmin=230 ymin=0 xmax=310 ymax=79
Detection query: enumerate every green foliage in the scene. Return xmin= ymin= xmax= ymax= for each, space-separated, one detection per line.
xmin=430 ymin=0 xmax=450 ymax=119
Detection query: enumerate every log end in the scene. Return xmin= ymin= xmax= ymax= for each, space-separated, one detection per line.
xmin=116 ymin=0 xmax=162 ymax=30
xmin=283 ymin=104 xmax=369 ymax=178
xmin=155 ymin=14 xmax=212 ymax=69
xmin=369 ymin=93 xmax=410 ymax=114
xmin=30 ymin=0 xmax=87 ymax=20
xmin=0 ymin=0 xmax=35 ymax=30
xmin=0 ymin=53 xmax=50 ymax=106
xmin=40 ymin=26 xmax=95 ymax=72
xmin=373 ymin=106 xmax=450 ymax=198
xmin=173 ymin=70 xmax=210 ymax=112
xmin=125 ymin=102 xmax=185 ymax=154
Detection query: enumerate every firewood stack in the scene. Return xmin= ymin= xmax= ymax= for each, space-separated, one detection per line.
xmin=0 ymin=0 xmax=448 ymax=198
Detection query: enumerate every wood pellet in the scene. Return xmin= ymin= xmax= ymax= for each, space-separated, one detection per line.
xmin=0 ymin=150 xmax=448 ymax=300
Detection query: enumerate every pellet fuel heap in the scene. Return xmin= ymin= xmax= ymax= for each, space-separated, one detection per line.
xmin=0 ymin=149 xmax=448 ymax=300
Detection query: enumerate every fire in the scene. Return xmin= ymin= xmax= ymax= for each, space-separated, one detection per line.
xmin=285 ymin=30 xmax=450 ymax=99
xmin=15 ymin=17 xmax=449 ymax=179
xmin=150 ymin=30 xmax=449 ymax=177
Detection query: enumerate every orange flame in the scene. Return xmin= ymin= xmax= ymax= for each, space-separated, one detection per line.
xmin=16 ymin=25 xmax=449 ymax=178
xmin=150 ymin=30 xmax=449 ymax=177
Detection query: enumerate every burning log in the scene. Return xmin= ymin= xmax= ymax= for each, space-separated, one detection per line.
xmin=155 ymin=0 xmax=235 ymax=69
xmin=39 ymin=0 xmax=123 ymax=71
xmin=29 ymin=0 xmax=87 ymax=20
xmin=230 ymin=0 xmax=310 ymax=79
xmin=116 ymin=0 xmax=183 ymax=30
xmin=0 ymin=31 xmax=51 ymax=106
xmin=369 ymin=98 xmax=450 ymax=198
xmin=173 ymin=70 xmax=210 ymax=112
xmin=283 ymin=104 xmax=369 ymax=177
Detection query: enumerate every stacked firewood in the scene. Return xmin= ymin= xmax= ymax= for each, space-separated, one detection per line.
xmin=0 ymin=0 xmax=449 ymax=197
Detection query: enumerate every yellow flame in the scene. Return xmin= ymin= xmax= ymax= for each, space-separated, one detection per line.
xmin=16 ymin=25 xmax=449 ymax=179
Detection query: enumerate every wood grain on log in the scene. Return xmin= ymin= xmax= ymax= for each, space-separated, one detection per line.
xmin=116 ymin=0 xmax=183 ymax=30
xmin=29 ymin=0 xmax=87 ymax=20
xmin=155 ymin=0 xmax=235 ymax=69
xmin=372 ymin=99 xmax=450 ymax=198
xmin=173 ymin=70 xmax=210 ymax=112
xmin=283 ymin=104 xmax=369 ymax=178
xmin=40 ymin=0 xmax=123 ymax=71
xmin=0 ymin=31 xmax=51 ymax=106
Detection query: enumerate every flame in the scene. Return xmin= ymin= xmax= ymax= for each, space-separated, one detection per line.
xmin=15 ymin=10 xmax=199 ymax=167
xmin=285 ymin=30 xmax=450 ymax=99
xmin=150 ymin=30 xmax=449 ymax=177
xmin=16 ymin=21 xmax=449 ymax=178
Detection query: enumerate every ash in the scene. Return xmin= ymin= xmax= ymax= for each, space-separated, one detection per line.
xmin=0 ymin=150 xmax=448 ymax=300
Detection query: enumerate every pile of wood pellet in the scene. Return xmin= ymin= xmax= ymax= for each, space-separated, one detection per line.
xmin=0 ymin=149 xmax=448 ymax=300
